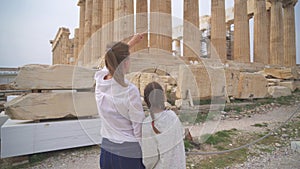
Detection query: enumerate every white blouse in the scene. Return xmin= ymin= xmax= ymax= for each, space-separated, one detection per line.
xmin=142 ymin=110 xmax=186 ymax=169
xmin=94 ymin=69 xmax=145 ymax=143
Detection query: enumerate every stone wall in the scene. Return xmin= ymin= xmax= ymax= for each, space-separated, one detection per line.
xmin=4 ymin=63 xmax=300 ymax=120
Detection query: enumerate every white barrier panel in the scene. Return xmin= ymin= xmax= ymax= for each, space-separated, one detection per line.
xmin=1 ymin=118 xmax=101 ymax=158
xmin=7 ymin=95 xmax=20 ymax=102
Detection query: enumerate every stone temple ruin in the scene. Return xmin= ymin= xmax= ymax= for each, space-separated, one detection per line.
xmin=51 ymin=0 xmax=298 ymax=67
xmin=1 ymin=0 xmax=300 ymax=158
xmin=4 ymin=0 xmax=300 ymax=119
xmin=48 ymin=0 xmax=299 ymax=100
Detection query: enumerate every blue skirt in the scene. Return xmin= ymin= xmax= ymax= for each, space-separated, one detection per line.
xmin=100 ymin=138 xmax=145 ymax=169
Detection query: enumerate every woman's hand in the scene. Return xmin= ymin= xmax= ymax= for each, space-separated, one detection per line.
xmin=128 ymin=32 xmax=146 ymax=48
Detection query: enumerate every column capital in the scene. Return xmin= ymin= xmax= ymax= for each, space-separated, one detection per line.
xmin=282 ymin=0 xmax=298 ymax=8
xmin=77 ymin=0 xmax=86 ymax=6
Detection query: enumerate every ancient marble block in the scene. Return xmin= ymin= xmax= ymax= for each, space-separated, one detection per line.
xmin=226 ymin=60 xmax=265 ymax=72
xmin=126 ymin=72 xmax=141 ymax=90
xmin=235 ymin=73 xmax=268 ymax=99
xmin=4 ymin=92 xmax=98 ymax=120
xmin=11 ymin=64 xmax=97 ymax=90
xmin=295 ymin=81 xmax=300 ymax=90
xmin=279 ymin=81 xmax=296 ymax=91
xmin=263 ymin=67 xmax=299 ymax=80
xmin=268 ymin=86 xmax=292 ymax=98
xmin=225 ymin=68 xmax=240 ymax=97
xmin=176 ymin=65 xmax=208 ymax=99
xmin=139 ymin=73 xmax=164 ymax=96
xmin=176 ymin=65 xmax=228 ymax=100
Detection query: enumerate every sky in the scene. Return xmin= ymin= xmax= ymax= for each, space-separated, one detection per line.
xmin=0 ymin=0 xmax=299 ymax=67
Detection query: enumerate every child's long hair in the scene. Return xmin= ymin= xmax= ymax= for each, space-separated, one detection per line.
xmin=144 ymin=82 xmax=166 ymax=134
xmin=105 ymin=42 xmax=130 ymax=87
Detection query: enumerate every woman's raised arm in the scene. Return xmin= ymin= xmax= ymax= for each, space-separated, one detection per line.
xmin=127 ymin=32 xmax=146 ymax=48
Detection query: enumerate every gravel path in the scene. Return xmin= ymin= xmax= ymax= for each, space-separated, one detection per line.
xmin=188 ymin=104 xmax=299 ymax=141
xmin=217 ymin=104 xmax=300 ymax=132
xmin=232 ymin=147 xmax=300 ymax=169
xmin=26 ymin=146 xmax=101 ymax=169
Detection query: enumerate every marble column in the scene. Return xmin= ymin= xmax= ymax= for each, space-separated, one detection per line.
xmin=134 ymin=0 xmax=148 ymax=52
xmin=73 ymin=28 xmax=79 ymax=65
xmin=283 ymin=0 xmax=298 ymax=67
xmin=254 ymin=0 xmax=269 ymax=64
xmin=150 ymin=0 xmax=172 ymax=53
xmin=234 ymin=0 xmax=250 ymax=63
xmin=92 ymin=0 xmax=102 ymax=34
xmin=91 ymin=0 xmax=102 ymax=64
xmin=62 ymin=28 xmax=71 ymax=64
xmin=114 ymin=0 xmax=134 ymax=42
xmin=266 ymin=9 xmax=271 ymax=64
xmin=84 ymin=0 xmax=93 ymax=65
xmin=183 ymin=0 xmax=201 ymax=58
xmin=101 ymin=0 xmax=114 ymax=57
xmin=77 ymin=0 xmax=85 ymax=65
xmin=211 ymin=0 xmax=226 ymax=62
xmin=268 ymin=0 xmax=284 ymax=65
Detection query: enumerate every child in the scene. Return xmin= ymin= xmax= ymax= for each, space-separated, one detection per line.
xmin=142 ymin=82 xmax=186 ymax=169
xmin=94 ymin=33 xmax=145 ymax=169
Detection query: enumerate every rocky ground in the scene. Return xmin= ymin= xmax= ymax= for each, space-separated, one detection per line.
xmin=232 ymin=147 xmax=300 ymax=169
xmin=1 ymin=93 xmax=300 ymax=169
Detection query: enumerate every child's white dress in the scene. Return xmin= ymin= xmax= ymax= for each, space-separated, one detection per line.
xmin=142 ymin=110 xmax=186 ymax=169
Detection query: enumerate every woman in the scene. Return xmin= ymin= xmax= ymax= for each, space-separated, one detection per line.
xmin=142 ymin=82 xmax=186 ymax=169
xmin=94 ymin=34 xmax=145 ymax=169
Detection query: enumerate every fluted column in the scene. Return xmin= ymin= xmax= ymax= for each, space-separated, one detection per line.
xmin=134 ymin=0 xmax=148 ymax=52
xmin=234 ymin=0 xmax=250 ymax=63
xmin=183 ymin=0 xmax=200 ymax=58
xmin=84 ymin=0 xmax=93 ymax=43
xmin=268 ymin=0 xmax=284 ymax=65
xmin=283 ymin=0 xmax=298 ymax=67
xmin=150 ymin=0 xmax=172 ymax=52
xmin=91 ymin=0 xmax=102 ymax=64
xmin=84 ymin=0 xmax=93 ymax=65
xmin=92 ymin=0 xmax=102 ymax=34
xmin=254 ymin=0 xmax=269 ymax=64
xmin=77 ymin=0 xmax=85 ymax=65
xmin=73 ymin=28 xmax=79 ymax=64
xmin=114 ymin=0 xmax=134 ymax=42
xmin=266 ymin=9 xmax=271 ymax=64
xmin=211 ymin=0 xmax=226 ymax=62
xmin=101 ymin=0 xmax=114 ymax=57
xmin=62 ymin=29 xmax=71 ymax=64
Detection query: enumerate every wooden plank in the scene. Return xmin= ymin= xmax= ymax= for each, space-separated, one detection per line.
xmin=11 ymin=64 xmax=97 ymax=90
xmin=4 ymin=92 xmax=98 ymax=120
xmin=1 ymin=118 xmax=101 ymax=158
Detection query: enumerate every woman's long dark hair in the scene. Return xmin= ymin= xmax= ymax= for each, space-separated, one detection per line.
xmin=105 ymin=42 xmax=130 ymax=87
xmin=144 ymin=82 xmax=166 ymax=134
